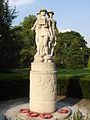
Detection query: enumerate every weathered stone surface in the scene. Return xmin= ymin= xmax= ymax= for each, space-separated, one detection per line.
xmin=29 ymin=9 xmax=57 ymax=113
xmin=30 ymin=62 xmax=57 ymax=113
xmin=31 ymin=8 xmax=56 ymax=63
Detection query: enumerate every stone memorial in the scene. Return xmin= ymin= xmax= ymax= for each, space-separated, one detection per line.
xmin=30 ymin=8 xmax=57 ymax=113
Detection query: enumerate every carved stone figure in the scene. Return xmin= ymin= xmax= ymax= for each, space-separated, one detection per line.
xmin=31 ymin=8 xmax=56 ymax=63
xmin=31 ymin=12 xmax=41 ymax=53
xmin=31 ymin=11 xmax=41 ymax=59
xmin=48 ymin=10 xmax=56 ymax=57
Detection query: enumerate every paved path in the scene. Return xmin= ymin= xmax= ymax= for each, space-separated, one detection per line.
xmin=0 ymin=97 xmax=90 ymax=120
xmin=0 ymin=98 xmax=28 ymax=120
xmin=57 ymin=96 xmax=90 ymax=119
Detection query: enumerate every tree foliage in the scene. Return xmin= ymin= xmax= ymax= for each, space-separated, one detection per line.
xmin=0 ymin=0 xmax=17 ymax=71
xmin=55 ymin=31 xmax=89 ymax=69
xmin=67 ymin=40 xmax=84 ymax=69
xmin=18 ymin=15 xmax=36 ymax=68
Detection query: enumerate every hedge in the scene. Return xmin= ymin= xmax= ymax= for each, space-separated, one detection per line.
xmin=0 ymin=69 xmax=90 ymax=100
xmin=0 ymin=73 xmax=29 ymax=100
xmin=57 ymin=74 xmax=90 ymax=99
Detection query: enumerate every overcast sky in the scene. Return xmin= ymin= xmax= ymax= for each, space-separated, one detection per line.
xmin=9 ymin=0 xmax=90 ymax=47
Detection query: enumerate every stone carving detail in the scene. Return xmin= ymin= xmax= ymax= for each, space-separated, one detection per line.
xmin=31 ymin=9 xmax=56 ymax=63
xmin=43 ymin=75 xmax=56 ymax=92
xmin=30 ymin=72 xmax=56 ymax=93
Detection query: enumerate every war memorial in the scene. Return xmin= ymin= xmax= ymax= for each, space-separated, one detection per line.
xmin=5 ymin=8 xmax=71 ymax=120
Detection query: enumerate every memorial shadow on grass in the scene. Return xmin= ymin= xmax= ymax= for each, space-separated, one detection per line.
xmin=57 ymin=97 xmax=81 ymax=108
xmin=67 ymin=76 xmax=82 ymax=98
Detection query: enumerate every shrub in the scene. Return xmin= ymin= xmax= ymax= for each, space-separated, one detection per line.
xmin=68 ymin=110 xmax=90 ymax=120
xmin=0 ymin=73 xmax=29 ymax=100
xmin=57 ymin=74 xmax=90 ymax=99
xmin=88 ymin=56 xmax=90 ymax=68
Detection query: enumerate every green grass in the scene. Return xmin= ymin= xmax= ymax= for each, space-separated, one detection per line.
xmin=57 ymin=68 xmax=90 ymax=76
xmin=0 ymin=68 xmax=30 ymax=81
xmin=10 ymin=68 xmax=30 ymax=74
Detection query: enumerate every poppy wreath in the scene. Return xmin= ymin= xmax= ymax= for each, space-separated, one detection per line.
xmin=27 ymin=112 xmax=39 ymax=118
xmin=18 ymin=108 xmax=30 ymax=113
xmin=40 ymin=113 xmax=53 ymax=119
xmin=57 ymin=108 xmax=69 ymax=114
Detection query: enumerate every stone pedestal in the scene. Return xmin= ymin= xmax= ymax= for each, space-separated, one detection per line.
xmin=29 ymin=62 xmax=57 ymax=113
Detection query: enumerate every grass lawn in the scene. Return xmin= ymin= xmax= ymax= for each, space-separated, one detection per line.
xmin=57 ymin=68 xmax=90 ymax=75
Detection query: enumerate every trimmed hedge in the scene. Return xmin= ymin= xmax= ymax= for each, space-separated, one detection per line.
xmin=0 ymin=68 xmax=90 ymax=100
xmin=0 ymin=73 xmax=29 ymax=100
xmin=57 ymin=74 xmax=90 ymax=99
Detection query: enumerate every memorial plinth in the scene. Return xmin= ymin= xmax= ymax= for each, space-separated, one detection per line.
xmin=30 ymin=62 xmax=57 ymax=113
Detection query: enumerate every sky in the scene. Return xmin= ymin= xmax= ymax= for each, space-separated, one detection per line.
xmin=9 ymin=0 xmax=90 ymax=47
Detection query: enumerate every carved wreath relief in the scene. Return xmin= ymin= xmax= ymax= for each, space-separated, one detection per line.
xmin=31 ymin=73 xmax=56 ymax=93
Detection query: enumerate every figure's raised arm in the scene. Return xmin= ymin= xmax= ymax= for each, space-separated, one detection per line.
xmin=31 ymin=20 xmax=37 ymax=31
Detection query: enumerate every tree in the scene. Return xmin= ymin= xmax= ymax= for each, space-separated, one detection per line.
xmin=0 ymin=0 xmax=17 ymax=71
xmin=10 ymin=26 xmax=23 ymax=67
xmin=55 ymin=31 xmax=88 ymax=69
xmin=19 ymin=15 xmax=36 ymax=68
xmin=67 ymin=40 xmax=84 ymax=69
xmin=54 ymin=29 xmax=66 ymax=68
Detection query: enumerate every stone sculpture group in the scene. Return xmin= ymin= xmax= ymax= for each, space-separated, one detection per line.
xmin=31 ymin=8 xmax=56 ymax=63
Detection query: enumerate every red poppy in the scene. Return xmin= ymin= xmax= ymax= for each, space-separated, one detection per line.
xmin=27 ymin=112 xmax=39 ymax=118
xmin=40 ymin=113 xmax=53 ymax=119
xmin=18 ymin=108 xmax=30 ymax=113
xmin=57 ymin=109 xmax=69 ymax=114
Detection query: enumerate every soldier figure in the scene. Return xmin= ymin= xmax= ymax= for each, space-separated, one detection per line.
xmin=48 ymin=10 xmax=56 ymax=57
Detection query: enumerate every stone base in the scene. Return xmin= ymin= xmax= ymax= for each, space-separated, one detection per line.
xmin=30 ymin=62 xmax=57 ymax=113
xmin=4 ymin=103 xmax=72 ymax=120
